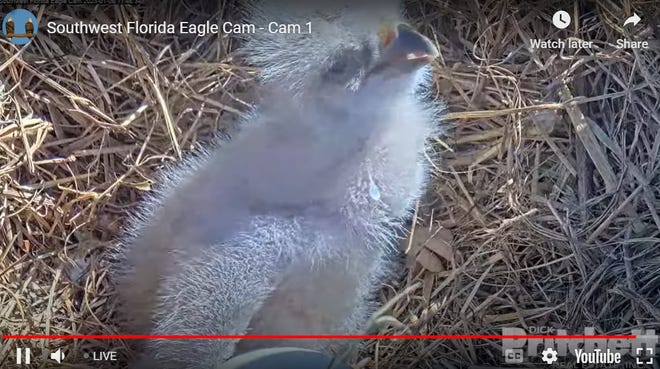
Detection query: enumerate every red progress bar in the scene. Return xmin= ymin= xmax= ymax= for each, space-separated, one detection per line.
xmin=2 ymin=335 xmax=637 ymax=340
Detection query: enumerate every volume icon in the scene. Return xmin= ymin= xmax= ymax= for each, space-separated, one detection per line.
xmin=50 ymin=348 xmax=65 ymax=363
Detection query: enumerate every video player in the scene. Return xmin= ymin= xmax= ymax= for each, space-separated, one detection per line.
xmin=0 ymin=0 xmax=658 ymax=368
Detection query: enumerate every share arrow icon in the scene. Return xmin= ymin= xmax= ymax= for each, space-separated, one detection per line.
xmin=623 ymin=13 xmax=641 ymax=26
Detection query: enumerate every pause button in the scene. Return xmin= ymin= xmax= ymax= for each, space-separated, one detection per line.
xmin=16 ymin=348 xmax=31 ymax=365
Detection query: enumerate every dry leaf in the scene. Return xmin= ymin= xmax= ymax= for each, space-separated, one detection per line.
xmin=422 ymin=272 xmax=434 ymax=302
xmin=133 ymin=181 xmax=153 ymax=191
xmin=424 ymin=228 xmax=454 ymax=262
xmin=405 ymin=226 xmax=455 ymax=273
xmin=417 ymin=248 xmax=444 ymax=272
xmin=21 ymin=240 xmax=31 ymax=253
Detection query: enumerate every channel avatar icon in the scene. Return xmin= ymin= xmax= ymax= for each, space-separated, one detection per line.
xmin=2 ymin=9 xmax=38 ymax=45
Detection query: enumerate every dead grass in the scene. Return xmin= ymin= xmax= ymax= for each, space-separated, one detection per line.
xmin=1 ymin=0 xmax=659 ymax=368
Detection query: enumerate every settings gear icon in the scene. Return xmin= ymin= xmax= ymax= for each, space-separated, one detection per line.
xmin=541 ymin=347 xmax=558 ymax=364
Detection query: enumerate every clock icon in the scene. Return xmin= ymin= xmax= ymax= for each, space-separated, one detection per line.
xmin=552 ymin=10 xmax=571 ymax=29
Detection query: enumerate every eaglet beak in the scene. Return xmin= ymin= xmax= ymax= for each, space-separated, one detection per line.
xmin=371 ymin=22 xmax=439 ymax=76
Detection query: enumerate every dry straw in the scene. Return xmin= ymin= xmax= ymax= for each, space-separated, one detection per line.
xmin=1 ymin=0 xmax=659 ymax=367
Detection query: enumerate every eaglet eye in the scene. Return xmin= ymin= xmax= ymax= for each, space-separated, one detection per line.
xmin=327 ymin=58 xmax=349 ymax=76
xmin=323 ymin=45 xmax=373 ymax=87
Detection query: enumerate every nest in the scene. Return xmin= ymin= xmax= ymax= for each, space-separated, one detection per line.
xmin=1 ymin=0 xmax=658 ymax=367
